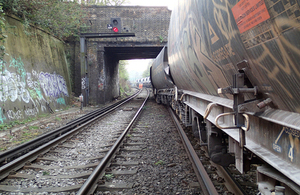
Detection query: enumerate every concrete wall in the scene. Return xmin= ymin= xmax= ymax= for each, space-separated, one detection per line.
xmin=0 ymin=15 xmax=71 ymax=124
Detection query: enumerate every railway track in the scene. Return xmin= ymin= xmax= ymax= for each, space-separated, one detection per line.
xmin=0 ymin=89 xmax=146 ymax=193
xmin=0 ymin=90 xmax=142 ymax=167
xmin=91 ymin=95 xmax=201 ymax=194
xmin=0 ymin=89 xmax=258 ymax=194
xmin=77 ymin=90 xmax=150 ymax=194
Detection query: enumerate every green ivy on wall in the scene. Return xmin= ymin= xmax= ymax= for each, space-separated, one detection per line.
xmin=0 ymin=3 xmax=6 ymax=61
xmin=0 ymin=0 xmax=85 ymax=40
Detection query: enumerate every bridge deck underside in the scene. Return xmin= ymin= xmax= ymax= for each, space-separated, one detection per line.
xmin=105 ymin=46 xmax=164 ymax=60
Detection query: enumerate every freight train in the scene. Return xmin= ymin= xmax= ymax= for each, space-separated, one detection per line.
xmin=150 ymin=0 xmax=300 ymax=194
xmin=135 ymin=77 xmax=152 ymax=88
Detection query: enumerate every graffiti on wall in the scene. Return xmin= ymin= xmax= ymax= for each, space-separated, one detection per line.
xmin=81 ymin=77 xmax=86 ymax=90
xmin=39 ymin=72 xmax=69 ymax=98
xmin=0 ymin=56 xmax=69 ymax=124
xmin=0 ymin=108 xmax=6 ymax=124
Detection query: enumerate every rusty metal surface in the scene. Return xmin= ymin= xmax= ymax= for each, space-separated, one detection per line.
xmin=150 ymin=46 xmax=174 ymax=90
xmin=168 ymin=0 xmax=300 ymax=113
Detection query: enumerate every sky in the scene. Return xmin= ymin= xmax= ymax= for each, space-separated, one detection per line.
xmin=123 ymin=0 xmax=175 ymax=10
xmin=123 ymin=0 xmax=175 ymax=82
xmin=125 ymin=59 xmax=153 ymax=82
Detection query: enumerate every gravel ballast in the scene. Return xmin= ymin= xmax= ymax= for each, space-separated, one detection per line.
xmin=97 ymin=98 xmax=201 ymax=194
xmin=0 ymin=93 xmax=202 ymax=194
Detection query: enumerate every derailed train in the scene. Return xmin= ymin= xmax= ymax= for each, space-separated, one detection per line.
xmin=150 ymin=0 xmax=300 ymax=194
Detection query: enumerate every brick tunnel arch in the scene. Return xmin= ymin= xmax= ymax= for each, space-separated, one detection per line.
xmin=79 ymin=44 xmax=164 ymax=105
xmin=69 ymin=6 xmax=171 ymax=106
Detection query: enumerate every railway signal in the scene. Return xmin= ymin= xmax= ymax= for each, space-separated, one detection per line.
xmin=110 ymin=18 xmax=122 ymax=33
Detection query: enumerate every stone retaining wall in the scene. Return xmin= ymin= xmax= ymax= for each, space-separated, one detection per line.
xmin=0 ymin=15 xmax=71 ymax=124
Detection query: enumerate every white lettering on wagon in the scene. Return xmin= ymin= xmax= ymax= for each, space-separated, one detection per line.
xmin=273 ymin=127 xmax=300 ymax=162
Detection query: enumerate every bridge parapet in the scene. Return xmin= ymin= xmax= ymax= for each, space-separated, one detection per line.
xmin=82 ymin=6 xmax=171 ymax=43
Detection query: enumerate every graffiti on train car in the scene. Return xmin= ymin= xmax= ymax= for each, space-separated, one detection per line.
xmin=168 ymin=0 xmax=233 ymax=96
xmin=209 ymin=0 xmax=251 ymax=85
xmin=273 ymin=126 xmax=300 ymax=162
xmin=211 ymin=0 xmax=240 ymax=44
xmin=253 ymin=34 xmax=300 ymax=110
xmin=170 ymin=0 xmax=300 ymax=112
xmin=245 ymin=0 xmax=300 ymax=112
xmin=208 ymin=0 xmax=300 ymax=112
xmin=212 ymin=43 xmax=236 ymax=62
xmin=154 ymin=0 xmax=300 ymax=192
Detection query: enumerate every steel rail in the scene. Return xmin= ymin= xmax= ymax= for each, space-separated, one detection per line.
xmin=77 ymin=89 xmax=149 ymax=195
xmin=0 ymin=90 xmax=142 ymax=181
xmin=0 ymin=90 xmax=141 ymax=165
xmin=168 ymin=107 xmax=218 ymax=195
xmin=223 ymin=166 xmax=247 ymax=194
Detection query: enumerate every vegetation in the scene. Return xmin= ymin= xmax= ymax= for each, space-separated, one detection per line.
xmin=142 ymin=60 xmax=153 ymax=78
xmin=0 ymin=0 xmax=129 ymax=40
xmin=0 ymin=0 xmax=86 ymax=40
xmin=55 ymin=116 xmax=62 ymax=121
xmin=82 ymin=0 xmax=128 ymax=6
xmin=0 ymin=114 xmax=50 ymax=131
xmin=29 ymin=126 xmax=39 ymax=130
xmin=0 ymin=3 xmax=6 ymax=60
xmin=43 ymin=171 xmax=50 ymax=176
xmin=104 ymin=173 xmax=114 ymax=180
xmin=159 ymin=35 xmax=164 ymax=43
xmin=119 ymin=60 xmax=131 ymax=96
xmin=155 ymin=160 xmax=165 ymax=165
xmin=0 ymin=119 xmax=26 ymax=131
